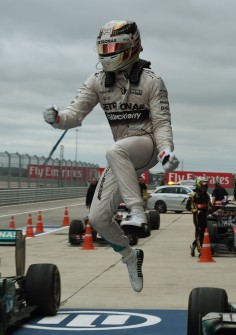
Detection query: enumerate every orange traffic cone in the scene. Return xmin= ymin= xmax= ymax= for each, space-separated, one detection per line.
xmin=9 ymin=216 xmax=16 ymax=229
xmin=35 ymin=211 xmax=44 ymax=233
xmin=82 ymin=220 xmax=95 ymax=250
xmin=198 ymin=228 xmax=215 ymax=263
xmin=26 ymin=213 xmax=35 ymax=238
xmin=61 ymin=207 xmax=70 ymax=226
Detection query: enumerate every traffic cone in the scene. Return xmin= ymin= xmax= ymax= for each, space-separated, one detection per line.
xmin=81 ymin=220 xmax=95 ymax=250
xmin=26 ymin=214 xmax=35 ymax=238
xmin=61 ymin=207 xmax=70 ymax=226
xmin=9 ymin=216 xmax=16 ymax=229
xmin=35 ymin=211 xmax=44 ymax=233
xmin=198 ymin=228 xmax=215 ymax=263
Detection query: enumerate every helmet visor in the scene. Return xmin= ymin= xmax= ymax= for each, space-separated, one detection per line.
xmin=97 ymin=42 xmax=130 ymax=56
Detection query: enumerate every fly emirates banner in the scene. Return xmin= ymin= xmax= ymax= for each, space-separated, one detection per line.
xmin=165 ymin=171 xmax=233 ymax=189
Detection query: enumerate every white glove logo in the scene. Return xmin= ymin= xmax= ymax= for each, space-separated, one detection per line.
xmin=158 ymin=148 xmax=180 ymax=172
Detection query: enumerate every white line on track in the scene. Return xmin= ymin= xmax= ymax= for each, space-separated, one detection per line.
xmin=0 ymin=202 xmax=85 ymax=218
xmin=25 ymin=226 xmax=68 ymax=238
xmin=1 ymin=198 xmax=84 ymax=209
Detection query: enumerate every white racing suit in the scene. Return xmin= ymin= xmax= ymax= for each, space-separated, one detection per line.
xmin=52 ymin=60 xmax=174 ymax=251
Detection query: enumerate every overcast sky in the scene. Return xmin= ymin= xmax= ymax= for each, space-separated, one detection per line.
xmin=0 ymin=0 xmax=235 ymax=173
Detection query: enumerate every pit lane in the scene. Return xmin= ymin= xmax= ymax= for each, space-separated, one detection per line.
xmin=1 ymin=198 xmax=236 ymax=335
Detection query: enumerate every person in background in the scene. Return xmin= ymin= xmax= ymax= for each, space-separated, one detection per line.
xmin=189 ymin=177 xmax=211 ymax=257
xmin=160 ymin=176 xmax=167 ymax=186
xmin=234 ymin=182 xmax=236 ymax=201
xmin=138 ymin=175 xmax=148 ymax=198
xmin=43 ymin=20 xmax=179 ymax=292
xmin=212 ymin=180 xmax=228 ymax=205
xmin=86 ymin=177 xmax=98 ymax=209
xmin=138 ymin=175 xmax=149 ymax=210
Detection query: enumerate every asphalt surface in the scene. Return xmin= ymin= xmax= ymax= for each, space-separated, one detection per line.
xmin=1 ymin=200 xmax=236 ymax=312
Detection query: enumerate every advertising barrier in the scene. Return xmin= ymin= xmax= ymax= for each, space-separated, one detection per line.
xmin=27 ymin=165 xmax=99 ymax=182
xmin=99 ymin=168 xmax=149 ymax=183
xmin=165 ymin=171 xmax=233 ymax=189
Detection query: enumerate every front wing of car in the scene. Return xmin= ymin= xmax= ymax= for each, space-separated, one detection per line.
xmin=202 ymin=312 xmax=236 ymax=334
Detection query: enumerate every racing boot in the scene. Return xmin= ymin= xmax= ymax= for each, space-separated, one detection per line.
xmin=197 ymin=243 xmax=202 ymax=257
xmin=122 ymin=249 xmax=144 ymax=292
xmin=121 ymin=209 xmax=150 ymax=238
xmin=196 ymin=240 xmax=202 ymax=254
xmin=190 ymin=244 xmax=195 ymax=257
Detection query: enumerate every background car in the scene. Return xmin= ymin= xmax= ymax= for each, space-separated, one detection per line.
xmin=147 ymin=184 xmax=194 ymax=213
xmin=178 ymin=179 xmax=196 ymax=189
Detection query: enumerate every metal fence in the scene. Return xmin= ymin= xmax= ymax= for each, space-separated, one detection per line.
xmin=0 ymin=187 xmax=87 ymax=206
xmin=0 ymin=151 xmax=100 ymax=189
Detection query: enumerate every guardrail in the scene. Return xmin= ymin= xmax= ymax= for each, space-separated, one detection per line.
xmin=0 ymin=187 xmax=87 ymax=206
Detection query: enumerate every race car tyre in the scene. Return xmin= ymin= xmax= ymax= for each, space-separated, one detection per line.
xmin=187 ymin=287 xmax=228 ymax=335
xmin=154 ymin=201 xmax=167 ymax=213
xmin=148 ymin=210 xmax=160 ymax=230
xmin=126 ymin=232 xmax=139 ymax=246
xmin=0 ymin=298 xmax=5 ymax=335
xmin=25 ymin=263 xmax=61 ymax=316
xmin=121 ymin=226 xmax=139 ymax=246
xmin=69 ymin=219 xmax=84 ymax=244
xmin=207 ymin=221 xmax=217 ymax=254
xmin=92 ymin=230 xmax=98 ymax=241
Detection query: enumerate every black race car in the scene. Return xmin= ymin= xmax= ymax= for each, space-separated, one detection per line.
xmin=187 ymin=287 xmax=236 ymax=335
xmin=207 ymin=200 xmax=236 ymax=255
xmin=0 ymin=229 xmax=61 ymax=335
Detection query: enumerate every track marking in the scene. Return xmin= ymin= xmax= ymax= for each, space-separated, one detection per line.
xmin=0 ymin=203 xmax=85 ymax=218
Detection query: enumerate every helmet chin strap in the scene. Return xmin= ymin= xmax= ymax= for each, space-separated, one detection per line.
xmin=104 ymin=58 xmax=151 ymax=87
xmin=117 ymin=60 xmax=137 ymax=72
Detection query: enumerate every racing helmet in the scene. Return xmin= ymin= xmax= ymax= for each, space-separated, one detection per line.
xmin=96 ymin=20 xmax=142 ymax=72
xmin=195 ymin=177 xmax=208 ymax=192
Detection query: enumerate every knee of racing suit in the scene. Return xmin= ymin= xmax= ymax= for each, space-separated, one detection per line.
xmin=106 ymin=142 xmax=129 ymax=165
xmin=89 ymin=211 xmax=130 ymax=251
xmin=89 ymin=209 xmax=110 ymax=233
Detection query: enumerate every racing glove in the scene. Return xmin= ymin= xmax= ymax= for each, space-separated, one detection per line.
xmin=158 ymin=147 xmax=180 ymax=172
xmin=43 ymin=105 xmax=60 ymax=124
